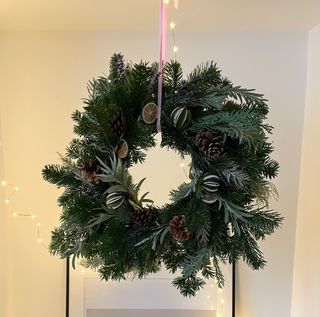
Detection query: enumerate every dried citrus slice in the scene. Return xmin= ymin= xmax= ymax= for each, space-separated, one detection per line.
xmin=117 ymin=139 xmax=129 ymax=158
xmin=142 ymin=102 xmax=158 ymax=124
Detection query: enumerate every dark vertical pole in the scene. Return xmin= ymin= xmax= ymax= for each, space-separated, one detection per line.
xmin=232 ymin=260 xmax=236 ymax=317
xmin=66 ymin=257 xmax=70 ymax=317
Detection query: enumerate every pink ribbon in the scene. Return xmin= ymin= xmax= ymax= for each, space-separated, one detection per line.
xmin=157 ymin=0 xmax=168 ymax=133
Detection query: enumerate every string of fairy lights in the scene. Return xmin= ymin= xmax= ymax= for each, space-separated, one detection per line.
xmin=2 ymin=180 xmax=47 ymax=249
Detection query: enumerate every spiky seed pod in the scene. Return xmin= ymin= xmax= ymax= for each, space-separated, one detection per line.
xmin=111 ymin=111 xmax=125 ymax=137
xmin=203 ymin=174 xmax=220 ymax=193
xmin=195 ymin=129 xmax=225 ymax=159
xmin=132 ymin=207 xmax=156 ymax=226
xmin=106 ymin=192 xmax=126 ymax=209
xmin=79 ymin=162 xmax=100 ymax=183
xmin=169 ymin=215 xmax=191 ymax=241
xmin=171 ymin=107 xmax=192 ymax=130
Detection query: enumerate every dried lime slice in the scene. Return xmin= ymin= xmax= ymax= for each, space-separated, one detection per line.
xmin=142 ymin=102 xmax=158 ymax=124
xmin=117 ymin=139 xmax=129 ymax=159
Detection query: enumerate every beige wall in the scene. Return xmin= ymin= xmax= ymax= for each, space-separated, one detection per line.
xmin=0 ymin=121 xmax=10 ymax=317
xmin=291 ymin=24 xmax=320 ymax=317
xmin=0 ymin=30 xmax=308 ymax=317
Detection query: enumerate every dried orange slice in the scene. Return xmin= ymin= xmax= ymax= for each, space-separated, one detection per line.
xmin=117 ymin=139 xmax=129 ymax=159
xmin=142 ymin=102 xmax=158 ymax=124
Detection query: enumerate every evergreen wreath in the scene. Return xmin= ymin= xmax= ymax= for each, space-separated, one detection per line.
xmin=43 ymin=54 xmax=283 ymax=297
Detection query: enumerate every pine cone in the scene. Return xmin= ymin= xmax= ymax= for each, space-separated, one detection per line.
xmin=196 ymin=129 xmax=224 ymax=159
xmin=79 ymin=162 xmax=100 ymax=183
xmin=132 ymin=208 xmax=156 ymax=226
xmin=111 ymin=111 xmax=125 ymax=137
xmin=169 ymin=215 xmax=191 ymax=241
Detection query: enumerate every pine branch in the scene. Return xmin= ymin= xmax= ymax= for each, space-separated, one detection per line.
xmin=220 ymin=86 xmax=269 ymax=117
xmin=217 ymin=161 xmax=250 ymax=189
xmin=172 ymin=275 xmax=206 ymax=297
xmin=42 ymin=164 xmax=81 ymax=188
xmin=194 ymin=110 xmax=264 ymax=148
xmin=164 ymin=60 xmax=183 ymax=92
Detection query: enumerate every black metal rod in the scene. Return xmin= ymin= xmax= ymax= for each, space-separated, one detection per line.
xmin=232 ymin=260 xmax=236 ymax=317
xmin=66 ymin=257 xmax=70 ymax=317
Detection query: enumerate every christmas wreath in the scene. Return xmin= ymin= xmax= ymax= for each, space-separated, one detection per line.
xmin=43 ymin=54 xmax=282 ymax=296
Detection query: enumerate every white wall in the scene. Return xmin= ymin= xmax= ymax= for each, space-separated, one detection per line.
xmin=291 ymin=24 xmax=320 ymax=317
xmin=0 ymin=30 xmax=308 ymax=317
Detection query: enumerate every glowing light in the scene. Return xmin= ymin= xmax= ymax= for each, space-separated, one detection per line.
xmin=5 ymin=199 xmax=9 ymax=204
xmin=185 ymin=179 xmax=191 ymax=184
xmin=37 ymin=222 xmax=41 ymax=227
xmin=180 ymin=162 xmax=185 ymax=168
xmin=38 ymin=238 xmax=42 ymax=243
xmin=217 ymin=314 xmax=221 ymax=317
xmin=210 ymin=284 xmax=214 ymax=288
xmin=206 ymin=295 xmax=210 ymax=299
xmin=81 ymin=269 xmax=85 ymax=274
xmin=14 ymin=186 xmax=19 ymax=191
xmin=1 ymin=181 xmax=7 ymax=186
xmin=173 ymin=46 xmax=178 ymax=53
xmin=170 ymin=22 xmax=176 ymax=29
xmin=218 ymin=288 xmax=223 ymax=293
xmin=220 ymin=299 xmax=225 ymax=304
xmin=163 ymin=0 xmax=170 ymax=4
xmin=107 ymin=79 xmax=112 ymax=83
xmin=12 ymin=212 xmax=18 ymax=217
xmin=31 ymin=215 xmax=36 ymax=219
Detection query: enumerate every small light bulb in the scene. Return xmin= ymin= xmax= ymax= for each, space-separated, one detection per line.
xmin=218 ymin=288 xmax=223 ymax=293
xmin=38 ymin=238 xmax=42 ymax=243
xmin=1 ymin=181 xmax=7 ymax=186
xmin=107 ymin=79 xmax=112 ymax=83
xmin=210 ymin=307 xmax=215 ymax=311
xmin=210 ymin=284 xmax=214 ymax=288
xmin=174 ymin=90 xmax=178 ymax=94
xmin=37 ymin=222 xmax=41 ymax=227
xmin=12 ymin=212 xmax=18 ymax=217
xmin=185 ymin=179 xmax=191 ymax=184
xmin=170 ymin=22 xmax=176 ymax=29
xmin=217 ymin=313 xmax=221 ymax=317
xmin=5 ymin=199 xmax=9 ymax=204
xmin=163 ymin=0 xmax=169 ymax=4
xmin=220 ymin=299 xmax=225 ymax=304
xmin=31 ymin=215 xmax=36 ymax=219
xmin=173 ymin=46 xmax=178 ymax=53
xmin=81 ymin=269 xmax=85 ymax=274
xmin=180 ymin=163 xmax=185 ymax=168
xmin=14 ymin=186 xmax=19 ymax=191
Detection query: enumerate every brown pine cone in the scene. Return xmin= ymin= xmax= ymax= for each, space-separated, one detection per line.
xmin=132 ymin=208 xmax=156 ymax=226
xmin=111 ymin=111 xmax=125 ymax=137
xmin=169 ymin=215 xmax=191 ymax=241
xmin=79 ymin=162 xmax=100 ymax=183
xmin=195 ymin=129 xmax=224 ymax=159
